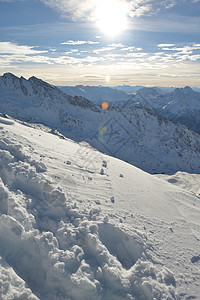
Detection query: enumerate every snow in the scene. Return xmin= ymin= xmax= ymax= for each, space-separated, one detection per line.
xmin=154 ymin=171 xmax=200 ymax=197
xmin=0 ymin=116 xmax=200 ymax=299
xmin=1 ymin=73 xmax=200 ymax=175
xmin=0 ymin=255 xmax=39 ymax=300
xmin=130 ymin=86 xmax=200 ymax=134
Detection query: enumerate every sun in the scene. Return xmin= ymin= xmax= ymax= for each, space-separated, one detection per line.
xmin=95 ymin=0 xmax=129 ymax=37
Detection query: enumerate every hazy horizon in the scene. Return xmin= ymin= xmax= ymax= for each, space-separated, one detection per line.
xmin=1 ymin=72 xmax=200 ymax=89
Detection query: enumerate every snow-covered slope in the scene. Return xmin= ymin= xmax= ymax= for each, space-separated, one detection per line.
xmin=58 ymin=85 xmax=129 ymax=105
xmin=0 ymin=73 xmax=200 ymax=174
xmin=130 ymin=86 xmax=200 ymax=134
xmin=0 ymin=116 xmax=200 ymax=300
xmin=0 ymin=73 xmax=98 ymax=127
xmin=136 ymin=87 xmax=164 ymax=100
xmin=154 ymin=171 xmax=200 ymax=197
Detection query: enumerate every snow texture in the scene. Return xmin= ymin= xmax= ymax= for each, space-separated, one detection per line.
xmin=0 ymin=117 xmax=199 ymax=299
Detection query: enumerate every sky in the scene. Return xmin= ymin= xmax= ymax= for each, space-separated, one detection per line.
xmin=0 ymin=0 xmax=200 ymax=87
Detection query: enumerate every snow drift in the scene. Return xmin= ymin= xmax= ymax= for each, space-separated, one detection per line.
xmin=0 ymin=116 xmax=199 ymax=299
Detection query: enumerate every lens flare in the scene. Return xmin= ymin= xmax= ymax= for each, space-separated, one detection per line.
xmin=105 ymin=74 xmax=111 ymax=83
xmin=102 ymin=101 xmax=109 ymax=110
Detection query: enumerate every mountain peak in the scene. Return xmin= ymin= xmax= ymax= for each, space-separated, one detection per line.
xmin=28 ymin=76 xmax=54 ymax=89
xmin=29 ymin=76 xmax=42 ymax=82
xmin=184 ymin=86 xmax=193 ymax=92
xmin=3 ymin=72 xmax=18 ymax=80
xmin=173 ymin=86 xmax=194 ymax=95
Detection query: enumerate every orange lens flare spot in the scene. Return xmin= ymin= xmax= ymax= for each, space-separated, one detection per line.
xmin=102 ymin=101 xmax=108 ymax=110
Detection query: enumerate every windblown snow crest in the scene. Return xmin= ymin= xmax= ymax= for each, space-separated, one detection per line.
xmin=0 ymin=118 xmax=176 ymax=300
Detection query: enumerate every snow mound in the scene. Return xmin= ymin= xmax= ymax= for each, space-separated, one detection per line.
xmin=0 ymin=117 xmax=15 ymax=125
xmin=0 ymin=255 xmax=39 ymax=300
xmin=98 ymin=223 xmax=144 ymax=269
xmin=0 ymin=120 xmax=180 ymax=300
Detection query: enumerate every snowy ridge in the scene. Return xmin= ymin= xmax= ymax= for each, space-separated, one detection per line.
xmin=0 ymin=73 xmax=200 ymax=174
xmin=0 ymin=116 xmax=200 ymax=299
xmin=130 ymin=86 xmax=200 ymax=134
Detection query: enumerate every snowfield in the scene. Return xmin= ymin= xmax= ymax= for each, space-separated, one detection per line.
xmin=0 ymin=116 xmax=200 ymax=300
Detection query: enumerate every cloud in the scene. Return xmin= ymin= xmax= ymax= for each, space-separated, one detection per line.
xmin=93 ymin=46 xmax=116 ymax=54
xmin=0 ymin=42 xmax=52 ymax=66
xmin=39 ymin=0 xmax=186 ymax=21
xmin=157 ymin=44 xmax=175 ymax=47
xmin=1 ymin=0 xmax=199 ymax=22
xmin=0 ymin=0 xmax=27 ymax=2
xmin=0 ymin=42 xmax=48 ymax=55
xmin=108 ymin=43 xmax=124 ymax=48
xmin=121 ymin=46 xmax=143 ymax=51
xmin=61 ymin=40 xmax=99 ymax=45
xmin=0 ymin=0 xmax=25 ymax=2
xmin=1 ymin=41 xmax=199 ymax=75
xmin=160 ymin=45 xmax=200 ymax=53
xmin=0 ymin=54 xmax=53 ymax=65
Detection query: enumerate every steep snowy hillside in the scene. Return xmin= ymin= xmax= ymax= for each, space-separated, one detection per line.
xmin=0 ymin=73 xmax=98 ymax=127
xmin=0 ymin=116 xmax=200 ymax=300
xmin=130 ymin=86 xmax=200 ymax=134
xmin=0 ymin=73 xmax=200 ymax=174
xmin=58 ymin=85 xmax=129 ymax=105
xmin=127 ymin=87 xmax=165 ymax=108
xmin=137 ymin=87 xmax=166 ymax=99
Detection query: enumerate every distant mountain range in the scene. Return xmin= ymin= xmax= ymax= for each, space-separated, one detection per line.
xmin=58 ymin=85 xmax=129 ymax=105
xmin=129 ymin=86 xmax=200 ymax=134
xmin=59 ymin=83 xmax=200 ymax=135
xmin=0 ymin=72 xmax=200 ymax=174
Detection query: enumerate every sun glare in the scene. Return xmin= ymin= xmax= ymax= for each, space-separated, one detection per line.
xmin=95 ymin=0 xmax=129 ymax=37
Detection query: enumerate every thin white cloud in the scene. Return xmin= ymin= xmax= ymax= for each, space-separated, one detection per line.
xmin=157 ymin=44 xmax=175 ymax=47
xmin=1 ymin=0 xmax=198 ymax=22
xmin=107 ymin=43 xmax=124 ymax=48
xmin=39 ymin=0 xmax=187 ymax=21
xmin=121 ymin=46 xmax=143 ymax=51
xmin=126 ymin=52 xmax=147 ymax=58
xmin=0 ymin=42 xmax=48 ymax=55
xmin=1 ymin=41 xmax=199 ymax=76
xmin=93 ymin=47 xmax=116 ymax=54
xmin=161 ymin=45 xmax=200 ymax=53
xmin=0 ymin=54 xmax=53 ymax=64
xmin=61 ymin=40 xmax=99 ymax=45
xmin=0 ymin=0 xmax=26 ymax=2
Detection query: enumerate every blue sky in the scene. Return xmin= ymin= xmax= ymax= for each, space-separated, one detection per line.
xmin=0 ymin=0 xmax=200 ymax=86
